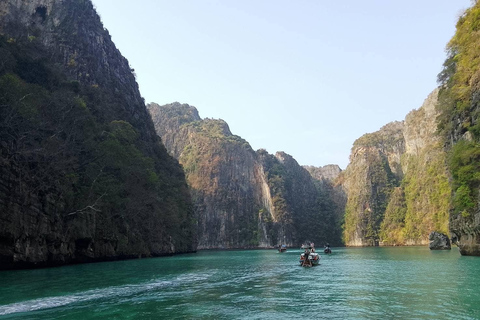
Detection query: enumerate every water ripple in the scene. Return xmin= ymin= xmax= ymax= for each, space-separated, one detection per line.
xmin=1 ymin=248 xmax=480 ymax=319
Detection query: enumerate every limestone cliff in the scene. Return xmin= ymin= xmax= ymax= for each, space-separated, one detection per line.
xmin=342 ymin=90 xmax=451 ymax=247
xmin=396 ymin=89 xmax=450 ymax=246
xmin=259 ymin=151 xmax=336 ymax=246
xmin=304 ymin=164 xmax=346 ymax=245
xmin=148 ymin=103 xmax=341 ymax=248
xmin=0 ymin=0 xmax=195 ymax=269
xmin=436 ymin=2 xmax=480 ymax=256
xmin=148 ymin=103 xmax=273 ymax=248
xmin=304 ymin=164 xmax=342 ymax=182
xmin=343 ymin=122 xmax=404 ymax=246
xmin=341 ymin=1 xmax=480 ymax=253
xmin=340 ymin=1 xmax=480 ymax=255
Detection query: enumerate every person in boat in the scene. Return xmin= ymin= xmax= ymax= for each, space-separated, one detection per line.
xmin=310 ymin=242 xmax=315 ymax=252
xmin=303 ymin=247 xmax=310 ymax=266
xmin=304 ymin=247 xmax=310 ymax=256
xmin=302 ymin=246 xmax=315 ymax=267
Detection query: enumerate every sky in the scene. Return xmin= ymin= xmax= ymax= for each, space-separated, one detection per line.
xmin=91 ymin=0 xmax=472 ymax=170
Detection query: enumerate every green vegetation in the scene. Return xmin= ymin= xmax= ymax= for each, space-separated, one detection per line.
xmin=379 ymin=188 xmax=406 ymax=245
xmin=437 ymin=1 xmax=480 ymax=219
xmin=313 ymin=179 xmax=344 ymax=246
xmin=178 ymin=118 xmax=259 ymax=247
xmin=0 ymin=33 xmax=195 ymax=253
xmin=343 ymin=91 xmax=456 ymax=246
xmin=259 ymin=150 xmax=341 ymax=246
xmin=378 ymin=151 xmax=451 ymax=245
xmin=448 ymin=140 xmax=480 ymax=217
xmin=343 ymin=144 xmax=397 ymax=246
xmin=257 ymin=150 xmax=290 ymax=225
xmin=345 ymin=138 xmax=451 ymax=246
xmin=403 ymin=153 xmax=450 ymax=239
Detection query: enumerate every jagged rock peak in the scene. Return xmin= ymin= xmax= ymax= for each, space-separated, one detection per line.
xmin=304 ymin=164 xmax=342 ymax=182
xmin=353 ymin=121 xmax=405 ymax=150
xmin=148 ymin=102 xmax=233 ymax=136
xmin=275 ymin=151 xmax=296 ymax=165
xmin=148 ymin=102 xmax=201 ymax=122
xmin=205 ymin=118 xmax=232 ymax=136
xmin=1 ymin=0 xmax=143 ymax=104
xmin=404 ymin=89 xmax=440 ymax=155
xmin=350 ymin=120 xmax=405 ymax=178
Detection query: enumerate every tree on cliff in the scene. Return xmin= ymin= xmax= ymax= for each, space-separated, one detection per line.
xmin=0 ymin=14 xmax=195 ymax=268
xmin=436 ymin=0 xmax=480 ymax=255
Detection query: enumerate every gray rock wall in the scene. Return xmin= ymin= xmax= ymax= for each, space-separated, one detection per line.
xmin=0 ymin=0 xmax=196 ymax=269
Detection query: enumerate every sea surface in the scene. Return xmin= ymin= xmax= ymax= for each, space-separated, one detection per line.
xmin=0 ymin=246 xmax=479 ymax=319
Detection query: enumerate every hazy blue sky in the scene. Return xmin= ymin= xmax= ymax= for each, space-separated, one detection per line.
xmin=91 ymin=0 xmax=471 ymax=169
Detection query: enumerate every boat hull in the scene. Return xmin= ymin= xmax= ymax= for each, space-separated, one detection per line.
xmin=299 ymin=252 xmax=320 ymax=266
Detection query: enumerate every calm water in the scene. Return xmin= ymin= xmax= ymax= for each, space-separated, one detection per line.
xmin=0 ymin=247 xmax=479 ymax=319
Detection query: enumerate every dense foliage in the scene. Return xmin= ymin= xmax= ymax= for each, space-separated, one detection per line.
xmin=311 ymin=178 xmax=344 ymax=246
xmin=379 ymin=187 xmax=407 ymax=245
xmin=0 ymin=33 xmax=195 ymax=257
xmin=402 ymin=153 xmax=450 ymax=239
xmin=437 ymin=1 xmax=480 ymax=219
xmin=343 ymin=135 xmax=398 ymax=246
xmin=378 ymin=151 xmax=450 ymax=245
xmin=258 ymin=150 xmax=342 ymax=246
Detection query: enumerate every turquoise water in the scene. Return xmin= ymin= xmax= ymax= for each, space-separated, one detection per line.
xmin=0 ymin=247 xmax=479 ymax=319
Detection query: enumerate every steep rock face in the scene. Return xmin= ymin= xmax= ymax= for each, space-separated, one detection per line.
xmin=148 ymin=103 xmax=342 ymax=248
xmin=0 ymin=0 xmax=151 ymax=135
xmin=180 ymin=122 xmax=262 ymax=249
xmin=404 ymin=90 xmax=441 ymax=157
xmin=267 ymin=152 xmax=329 ymax=246
xmin=304 ymin=164 xmax=346 ymax=245
xmin=342 ymin=90 xmax=451 ymax=247
xmin=304 ymin=164 xmax=342 ymax=182
xmin=343 ymin=122 xmax=404 ymax=246
xmin=0 ymin=0 xmax=195 ymax=269
xmin=435 ymin=2 xmax=480 ymax=256
xmin=255 ymin=150 xmax=295 ymax=246
xmin=396 ymin=90 xmax=450 ymax=245
xmin=148 ymin=102 xmax=201 ymax=159
xmin=148 ymin=103 xmax=272 ymax=248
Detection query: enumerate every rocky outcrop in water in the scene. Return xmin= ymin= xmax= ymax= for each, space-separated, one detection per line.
xmin=429 ymin=232 xmax=451 ymax=250
xmin=0 ymin=0 xmax=195 ymax=269
xmin=148 ymin=103 xmax=343 ymax=248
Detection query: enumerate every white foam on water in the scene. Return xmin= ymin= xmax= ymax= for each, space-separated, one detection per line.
xmin=0 ymin=270 xmax=217 ymax=316
xmin=0 ymin=279 xmax=173 ymax=316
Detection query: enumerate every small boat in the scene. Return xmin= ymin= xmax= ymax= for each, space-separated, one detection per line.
xmin=278 ymin=245 xmax=287 ymax=253
xmin=299 ymin=251 xmax=320 ymax=267
xmin=299 ymin=244 xmax=320 ymax=267
xmin=324 ymin=244 xmax=332 ymax=254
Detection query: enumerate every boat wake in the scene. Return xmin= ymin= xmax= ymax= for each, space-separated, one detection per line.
xmin=0 ymin=272 xmax=213 ymax=316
